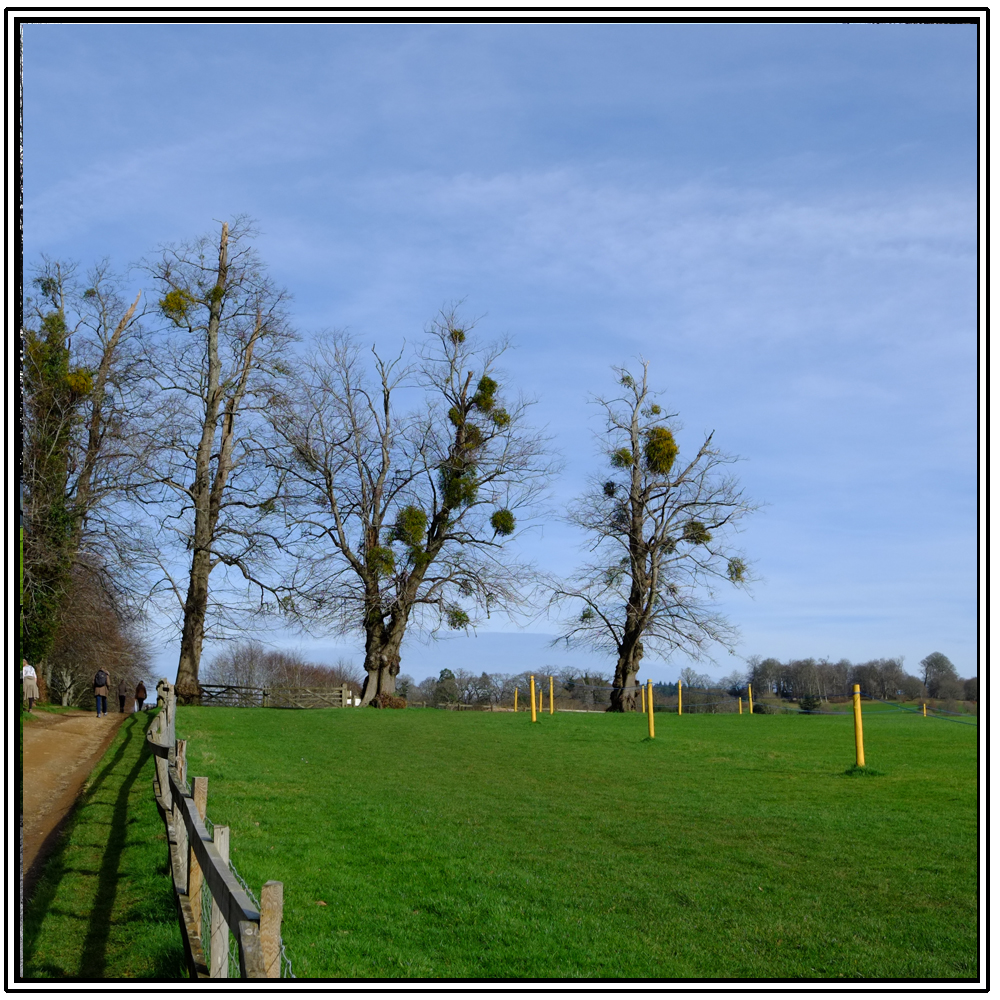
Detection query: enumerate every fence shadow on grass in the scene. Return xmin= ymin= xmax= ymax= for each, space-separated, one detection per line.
xmin=22 ymin=714 xmax=184 ymax=980
xmin=22 ymin=712 xmax=143 ymax=910
xmin=19 ymin=718 xmax=141 ymax=973
xmin=75 ymin=718 xmax=149 ymax=978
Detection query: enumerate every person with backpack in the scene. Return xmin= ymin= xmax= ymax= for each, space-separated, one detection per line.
xmin=135 ymin=680 xmax=148 ymax=712
xmin=94 ymin=668 xmax=110 ymax=717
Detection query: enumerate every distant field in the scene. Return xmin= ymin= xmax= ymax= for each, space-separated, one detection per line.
xmin=178 ymin=705 xmax=978 ymax=980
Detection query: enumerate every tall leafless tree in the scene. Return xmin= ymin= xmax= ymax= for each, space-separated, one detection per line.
xmin=270 ymin=314 xmax=554 ymax=705
xmin=552 ymin=362 xmax=758 ymax=711
xmin=137 ymin=219 xmax=294 ymax=702
xmin=21 ymin=258 xmax=146 ymax=674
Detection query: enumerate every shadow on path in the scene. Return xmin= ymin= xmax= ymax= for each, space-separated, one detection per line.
xmin=22 ymin=715 xmax=169 ymax=978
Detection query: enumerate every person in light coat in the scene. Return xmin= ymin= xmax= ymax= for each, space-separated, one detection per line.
xmin=21 ymin=660 xmax=39 ymax=711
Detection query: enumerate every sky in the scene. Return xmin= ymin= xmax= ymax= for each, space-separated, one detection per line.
xmin=18 ymin=19 xmax=981 ymax=686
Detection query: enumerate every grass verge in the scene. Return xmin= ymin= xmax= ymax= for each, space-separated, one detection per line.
xmin=178 ymin=706 xmax=978 ymax=980
xmin=22 ymin=711 xmax=187 ymax=980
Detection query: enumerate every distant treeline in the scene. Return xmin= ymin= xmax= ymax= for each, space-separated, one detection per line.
xmin=399 ymin=667 xmax=619 ymax=710
xmin=201 ymin=642 xmax=977 ymax=711
xmin=717 ymin=653 xmax=976 ymax=703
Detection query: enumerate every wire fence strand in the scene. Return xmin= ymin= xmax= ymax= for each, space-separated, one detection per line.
xmin=197 ymin=815 xmax=296 ymax=979
xmin=859 ymin=692 xmax=978 ymax=725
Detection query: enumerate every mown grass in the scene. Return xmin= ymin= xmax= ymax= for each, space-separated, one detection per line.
xmin=26 ymin=701 xmax=83 ymax=715
xmin=178 ymin=706 xmax=978 ymax=981
xmin=22 ymin=711 xmax=187 ymax=980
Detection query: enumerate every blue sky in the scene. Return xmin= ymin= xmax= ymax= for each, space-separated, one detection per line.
xmin=20 ymin=21 xmax=980 ymax=685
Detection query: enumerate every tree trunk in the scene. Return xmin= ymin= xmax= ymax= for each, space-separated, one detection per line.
xmin=608 ymin=639 xmax=644 ymax=712
xmin=359 ymin=627 xmax=403 ymax=706
xmin=172 ymin=223 xmax=228 ymax=703
xmin=175 ymin=547 xmax=211 ymax=703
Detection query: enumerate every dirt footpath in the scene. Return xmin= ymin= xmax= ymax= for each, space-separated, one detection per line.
xmin=21 ymin=709 xmax=128 ymax=895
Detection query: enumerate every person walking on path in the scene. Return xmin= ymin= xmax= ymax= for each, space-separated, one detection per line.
xmin=117 ymin=675 xmax=132 ymax=713
xmin=21 ymin=660 xmax=39 ymax=711
xmin=93 ymin=669 xmax=110 ymax=717
xmin=135 ymin=681 xmax=147 ymax=712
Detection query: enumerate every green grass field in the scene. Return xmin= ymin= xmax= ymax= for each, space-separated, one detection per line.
xmin=177 ymin=705 xmax=979 ymax=980
xmin=22 ymin=712 xmax=187 ymax=980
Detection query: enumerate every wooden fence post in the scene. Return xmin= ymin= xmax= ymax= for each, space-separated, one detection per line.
xmin=190 ymin=777 xmax=208 ymax=939
xmin=175 ymin=739 xmax=187 ymax=788
xmin=172 ymin=739 xmax=190 ymax=894
xmin=341 ymin=683 xmax=348 ymax=707
xmin=260 ymin=880 xmax=284 ymax=978
xmin=237 ymin=919 xmax=266 ymax=978
xmin=210 ymin=826 xmax=230 ymax=978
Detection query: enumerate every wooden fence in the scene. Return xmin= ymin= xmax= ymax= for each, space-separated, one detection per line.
xmin=147 ymin=680 xmax=285 ymax=978
xmin=198 ymin=684 xmax=355 ymax=709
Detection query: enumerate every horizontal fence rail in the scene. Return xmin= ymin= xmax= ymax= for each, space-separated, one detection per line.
xmin=198 ymin=684 xmax=355 ymax=709
xmin=148 ymin=681 xmax=289 ymax=978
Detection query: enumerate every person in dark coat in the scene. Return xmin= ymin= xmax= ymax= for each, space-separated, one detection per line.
xmin=94 ymin=669 xmax=110 ymax=717
xmin=135 ymin=681 xmax=148 ymax=712
xmin=118 ymin=675 xmax=132 ymax=713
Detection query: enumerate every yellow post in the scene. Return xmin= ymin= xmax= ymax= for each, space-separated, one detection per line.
xmin=647 ymin=679 xmax=655 ymax=738
xmin=514 ymin=688 xmax=518 ymax=713
xmin=748 ymin=684 xmax=753 ymax=714
xmin=738 ymin=696 xmax=742 ymax=715
xmin=640 ymin=682 xmax=646 ymax=714
xmin=852 ymin=683 xmax=865 ymax=767
xmin=549 ymin=675 xmax=555 ymax=715
xmin=530 ymin=675 xmax=537 ymax=723
xmin=923 ymin=703 xmax=927 ymax=717
xmin=678 ymin=679 xmax=682 ymax=716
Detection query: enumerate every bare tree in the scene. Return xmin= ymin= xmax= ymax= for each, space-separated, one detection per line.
xmin=270 ymin=314 xmax=554 ymax=705
xmin=64 ymin=262 xmax=146 ymax=565
xmin=137 ymin=220 xmax=294 ymax=702
xmin=46 ymin=560 xmax=152 ymax=708
xmin=204 ymin=641 xmax=362 ymax=692
xmin=552 ymin=362 xmax=758 ymax=711
xmin=21 ymin=258 xmax=146 ymax=670
xmin=679 ymin=666 xmax=713 ymax=689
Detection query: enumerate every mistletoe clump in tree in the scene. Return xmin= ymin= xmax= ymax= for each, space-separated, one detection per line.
xmin=271 ymin=313 xmax=553 ymax=706
xmin=554 ymin=362 xmax=757 ymax=712
xmin=21 ymin=259 xmax=144 ymax=667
